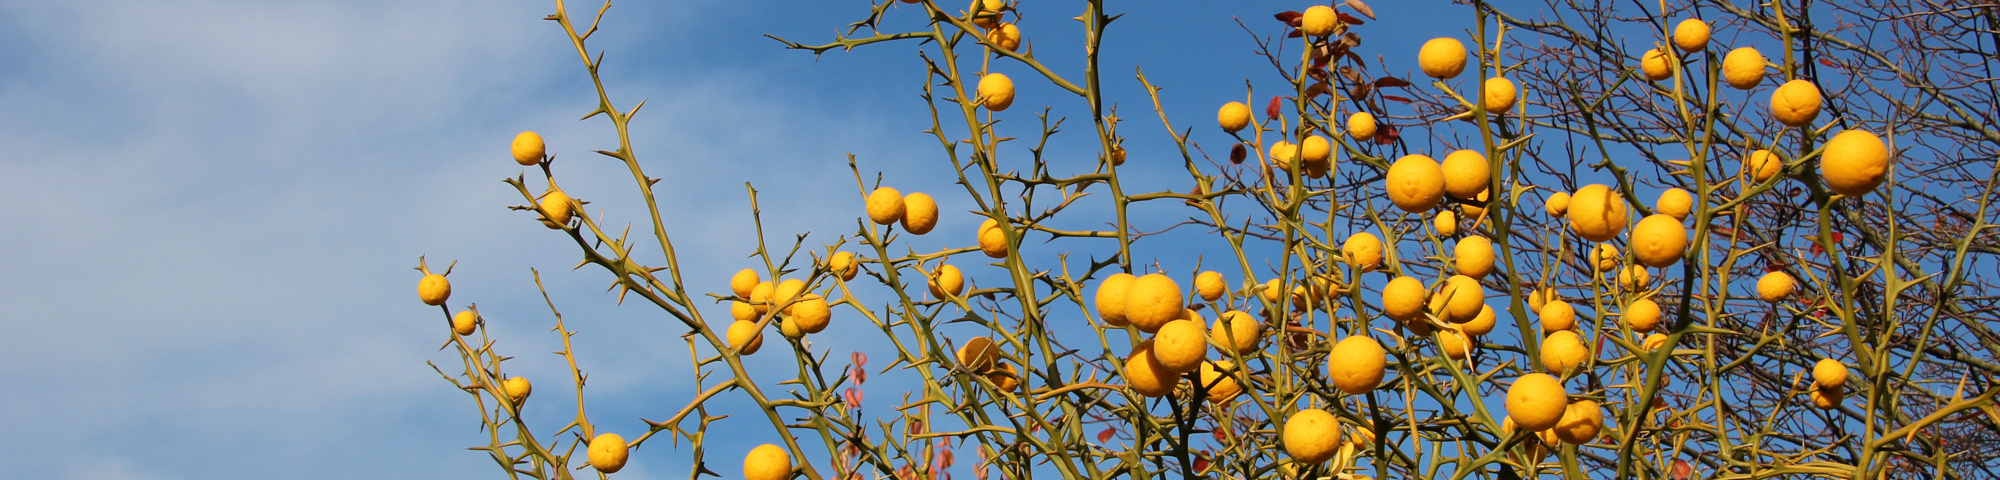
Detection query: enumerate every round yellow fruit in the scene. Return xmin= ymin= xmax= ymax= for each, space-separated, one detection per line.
xmin=1820 ymin=130 xmax=1891 ymax=197
xmin=1483 ymin=77 xmax=1519 ymax=113
xmin=1618 ymin=265 xmax=1652 ymax=292
xmin=1567 ymin=184 xmax=1629 ymax=242
xmin=743 ymin=444 xmax=793 ymax=480
xmin=1746 ymin=149 xmax=1783 ymax=183
xmin=1123 ymin=340 xmax=1179 ymax=397
xmin=1301 ymin=135 xmax=1333 ymax=164
xmin=967 ymin=0 xmax=1005 ymax=28
xmin=1096 ymin=273 xmax=1135 ymax=327
xmin=1428 ymin=275 xmax=1485 ymax=323
xmin=977 ymin=72 xmax=1015 ymax=111
xmin=539 ymin=189 xmax=574 ymax=229
xmin=1210 ymin=310 xmax=1262 ymax=355
xmin=957 ymin=336 xmax=999 ymax=371
xmin=1124 ymin=273 xmax=1186 ymax=333
xmin=1151 ymin=319 xmax=1208 ymax=374
xmin=1541 ymin=330 xmax=1589 ymax=374
xmin=1545 ymin=191 xmax=1571 ymax=216
xmin=749 ymin=281 xmax=776 ymax=315
xmin=1327 ymin=335 xmax=1387 ymax=394
xmin=774 ymin=279 xmax=807 ymax=308
xmin=1386 ymin=154 xmax=1446 ymax=212
xmin=1347 ymin=112 xmax=1378 ymax=141
xmin=1528 ymin=286 xmax=1556 ymax=312
xmin=1455 ymin=236 xmax=1495 ymax=279
xmin=988 ymin=362 xmax=1021 ymax=392
xmin=1630 ymin=214 xmax=1688 ymax=268
xmin=1344 ymin=232 xmax=1384 ymax=270
xmin=418 ymin=273 xmax=451 ymax=306
xmin=929 ymin=264 xmax=965 ymax=299
xmin=1438 ymin=327 xmax=1473 ymax=359
xmin=1811 ymin=387 xmax=1844 ymax=409
xmin=1656 ymin=188 xmax=1693 ymax=220
xmin=1757 ymin=271 xmax=1794 ymax=303
xmin=901 ymin=192 xmax=939 ymax=234
xmin=452 ymin=310 xmax=478 ymax=336
xmin=1259 ymin=278 xmax=1283 ymax=304
xmin=731 ymin=268 xmax=761 ymax=298
xmin=1381 ymin=276 xmax=1427 ymax=322
xmin=1269 ymin=140 xmax=1299 ymax=171
xmin=1506 ymin=373 xmax=1569 ymax=431
xmin=1463 ymin=304 xmax=1497 ymax=336
xmin=866 ymin=187 xmax=905 ymax=225
xmin=1434 ymin=209 xmax=1460 ymax=237
xmin=1673 ymin=19 xmax=1710 ymax=52
xmin=1814 ymin=358 xmax=1849 ymax=389
xmin=1539 ymin=300 xmax=1576 ymax=333
xmin=1441 ymin=149 xmax=1491 ymax=201
xmin=828 ymin=251 xmax=859 ymax=281
xmin=1218 ymin=102 xmax=1251 ymax=133
xmin=1552 ymin=399 xmax=1604 ymax=444
xmin=728 ymin=320 xmax=764 ymax=355
xmin=1198 ymin=361 xmax=1242 ymax=403
xmin=1722 ymin=47 xmax=1766 ymax=89
xmin=985 ymin=22 xmax=1021 ymax=51
xmin=512 ymin=131 xmax=546 ymax=166
xmin=1418 ymin=38 xmax=1467 ymax=79
xmin=1625 ymin=298 xmax=1661 ymax=333
xmin=1640 ymin=48 xmax=1674 ymax=81
xmin=787 ymin=294 xmax=831 ymax=334
xmin=589 ymin=432 xmax=629 ymax=473
xmin=731 ymin=300 xmax=756 ymax=321
xmin=977 ymin=218 xmax=1009 ymax=258
xmin=1642 ymin=333 xmax=1671 ymax=351
xmin=502 ymin=376 xmax=533 ymax=405
xmin=1300 ymin=5 xmax=1338 ymax=37
xmin=1195 ymin=271 xmax=1226 ymax=302
xmin=1769 ymin=79 xmax=1823 ymax=127
xmin=1283 ymin=408 xmax=1343 ymax=463
xmin=1593 ymin=243 xmax=1620 ymax=273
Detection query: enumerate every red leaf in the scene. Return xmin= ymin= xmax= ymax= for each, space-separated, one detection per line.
xmin=1382 ymin=95 xmax=1414 ymax=104
xmin=1287 ymin=30 xmax=1303 ymax=38
xmin=1374 ymin=125 xmax=1400 ymax=144
xmin=1810 ymin=242 xmax=1825 ymax=257
xmin=1671 ymin=459 xmax=1692 ymax=480
xmin=1265 ymin=96 xmax=1285 ymax=120
xmin=1192 ymin=455 xmax=1211 ymax=472
xmin=1831 ymin=231 xmax=1844 ymax=244
xmin=853 ymin=351 xmax=869 ymax=367
xmin=1373 ymin=76 xmax=1413 ymax=88
xmin=1274 ymin=11 xmax=1303 ymax=26
xmin=1338 ymin=12 xmax=1365 ymax=25
xmin=1097 ymin=428 xmax=1116 ymax=443
xmin=1818 ymin=58 xmax=1836 ymax=67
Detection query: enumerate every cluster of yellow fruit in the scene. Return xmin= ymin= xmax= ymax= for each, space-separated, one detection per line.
xmin=725 ymin=268 xmax=837 ymax=354
xmin=1810 ymin=357 xmax=1850 ymax=409
xmin=955 ymin=336 xmax=1023 ymax=393
xmin=511 ymin=131 xmax=578 ymax=229
xmin=1092 ymin=271 xmax=1285 ymax=402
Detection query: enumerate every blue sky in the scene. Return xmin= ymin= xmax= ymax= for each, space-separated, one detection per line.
xmin=0 ymin=0 xmax=1510 ymax=478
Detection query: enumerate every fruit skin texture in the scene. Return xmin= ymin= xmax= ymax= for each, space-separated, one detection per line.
xmin=787 ymin=294 xmax=832 ymax=334
xmin=1300 ymin=5 xmax=1338 ymax=37
xmin=512 ymin=131 xmax=545 ymax=166
xmin=1552 ymin=400 xmax=1604 ymax=444
xmin=1656 ymin=188 xmax=1694 ymax=220
xmin=977 ymin=73 xmax=1015 ymax=111
xmin=1438 ymin=327 xmax=1473 ymax=359
xmin=865 ymin=187 xmax=905 ymax=225
xmin=540 ymin=189 xmax=574 ymax=229
xmin=1593 ymin=244 xmax=1621 ymax=272
xmin=1386 ymin=154 xmax=1446 ymax=212
xmin=1433 ymin=210 xmax=1459 ymax=237
xmin=1282 ymin=408 xmax=1344 ymax=464
xmin=929 ymin=264 xmax=965 ymax=298
xmin=1347 ymin=112 xmax=1378 ymax=141
xmin=1123 ymin=274 xmax=1185 ymax=333
xmin=588 ymin=433 xmax=629 ymax=473
xmin=900 ymin=192 xmax=939 ymax=234
xmin=1722 ymin=47 xmax=1767 ymax=89
xmin=731 ymin=269 xmax=761 ymax=298
xmin=1123 ymin=341 xmax=1179 ymax=397
xmin=1217 ymin=102 xmax=1251 ymax=132
xmin=728 ymin=320 xmax=764 ymax=355
xmin=1567 ymin=184 xmax=1629 ymax=242
xmin=1327 ymin=335 xmax=1387 ymax=394
xmin=977 ymin=218 xmax=1009 ymax=259
xmin=1642 ymin=333 xmax=1671 ymax=351
xmin=957 ymin=337 xmax=999 ymax=371
xmin=1545 ymin=191 xmax=1571 ymax=216
xmin=1673 ymin=19 xmax=1710 ymax=51
xmin=1746 ymin=149 xmax=1783 ymax=182
xmin=1769 ymin=80 xmax=1824 ymax=127
xmin=419 ymin=274 xmax=451 ymax=306
xmin=1095 ymin=273 xmax=1136 ymax=327
xmin=1539 ymin=300 xmax=1577 ymax=333
xmin=1625 ymin=298 xmax=1661 ymax=333
xmin=1198 ymin=361 xmax=1242 ymax=403
xmin=1269 ymin=141 xmax=1299 ymax=171
xmin=1630 ymin=214 xmax=1689 ymax=268
xmin=1483 ymin=77 xmax=1519 ymax=113
xmin=1541 ymin=330 xmax=1589 ymax=374
xmin=1343 ymin=232 xmax=1384 ymax=270
xmin=452 ymin=310 xmax=478 ymax=336
xmin=1194 ymin=271 xmax=1226 ymax=302
xmin=1428 ymin=275 xmax=1485 ymax=323
xmin=1441 ymin=149 xmax=1491 ymax=201
xmin=1811 ymin=387 xmax=1844 ymax=409
xmin=1380 ymin=276 xmax=1427 ymax=322
xmin=1462 ymin=304 xmax=1498 ymax=336
xmin=984 ymin=22 xmax=1021 ymax=51
xmin=1300 ymin=135 xmax=1333 ymax=164
xmin=1815 ymin=358 xmax=1849 ymax=389
xmin=1506 ymin=373 xmax=1570 ymax=431
xmin=1456 ymin=236 xmax=1496 ymax=279
xmin=1757 ymin=271 xmax=1795 ymax=303
xmin=743 ymin=444 xmax=793 ymax=480
xmin=502 ymin=376 xmax=533 ymax=405
xmin=1640 ymin=48 xmax=1674 ymax=81
xmin=827 ymin=252 xmax=859 ymax=281
xmin=1210 ymin=310 xmax=1262 ymax=355
xmin=1151 ymin=319 xmax=1208 ymax=374
xmin=1618 ymin=265 xmax=1652 ymax=292
xmin=987 ymin=362 xmax=1020 ymax=392
xmin=1418 ymin=38 xmax=1468 ymax=79
xmin=1820 ymin=130 xmax=1891 ymax=197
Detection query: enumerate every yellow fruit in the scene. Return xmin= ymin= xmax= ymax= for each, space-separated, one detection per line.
xmin=778 ymin=316 xmax=805 ymax=339
xmin=1552 ymin=399 xmax=1604 ymax=444
xmin=1545 ymin=191 xmax=1571 ymax=216
xmin=1381 ymin=276 xmax=1427 ymax=322
xmin=977 ymin=72 xmax=1015 ymax=111
xmin=1282 ymin=408 xmax=1343 ymax=463
xmin=1455 ymin=236 xmax=1495 ymax=279
xmin=1434 ymin=209 xmax=1459 ymax=237
xmin=929 ymin=264 xmax=965 ymax=299
xmin=512 ymin=131 xmax=546 ymax=166
xmin=900 ymin=192 xmax=940 ymax=234
xmin=1386 ymin=154 xmax=1446 ymax=212
xmin=977 ymin=218 xmax=1009 ymax=258
xmin=1123 ymin=340 xmax=1179 ymax=397
xmin=1347 ymin=112 xmax=1378 ymax=141
xmin=1722 ymin=47 xmax=1766 ymax=89
xmin=1151 ymin=319 xmax=1208 ymax=374
xmin=1217 ymin=101 xmax=1251 ymax=133
xmin=1198 ymin=361 xmax=1242 ymax=403
xmin=1300 ymin=5 xmax=1338 ymax=37
xmin=1301 ymin=135 xmax=1333 ymax=164
xmin=540 ymin=189 xmax=574 ymax=229
xmin=1124 ymin=274 xmax=1186 ymax=333
xmin=1673 ymin=19 xmax=1710 ymax=52
xmin=1640 ymin=48 xmax=1674 ymax=81
xmin=1343 ymin=232 xmax=1384 ymax=270
xmin=1593 ymin=243 xmax=1620 ymax=272
xmin=985 ymin=22 xmax=1021 ymax=51
xmin=728 ymin=320 xmax=764 ymax=355
xmin=731 ymin=269 xmax=761 ymax=298
xmin=1642 ymin=333 xmax=1670 ymax=351
xmin=1428 ymin=275 xmax=1485 ymax=323
xmin=1441 ymin=149 xmax=1490 ymax=201
xmin=1501 ymin=417 xmax=1557 ymax=464
xmin=1618 ymin=265 xmax=1652 ymax=292
xmin=1483 ymin=77 xmax=1519 ymax=113
xmin=828 ymin=252 xmax=859 ymax=281
xmin=1210 ymin=310 xmax=1262 ymax=355
xmin=866 ymin=187 xmax=905 ymax=225
xmin=1541 ymin=330 xmax=1589 ymax=374
xmin=1567 ymin=184 xmax=1629 ymax=242
xmin=1656 ymin=188 xmax=1693 ymax=220
xmin=1461 ymin=188 xmax=1492 ymax=218
xmin=743 ymin=444 xmax=793 ymax=480
xmin=1418 ymin=38 xmax=1467 ymax=79
xmin=1769 ymin=79 xmax=1823 ymax=127
xmin=731 ymin=300 xmax=756 ymax=321
xmin=988 ymin=362 xmax=1021 ymax=392
xmin=1259 ymin=278 xmax=1283 ymax=304
xmin=1463 ymin=304 xmax=1497 ymax=336
xmin=1327 ymin=335 xmax=1387 ymax=394
xmin=1528 ymin=287 xmax=1556 ymax=312
xmin=1820 ymin=130 xmax=1891 ymax=197
xmin=1625 ymin=298 xmax=1661 ymax=333
xmin=787 ymin=294 xmax=831 ymax=334
xmin=1539 ymin=300 xmax=1577 ymax=333
xmin=1811 ymin=387 xmax=1844 ymax=409
xmin=452 ymin=310 xmax=478 ymax=336
xmin=589 ymin=432 xmax=629 ymax=473
xmin=1814 ymin=358 xmax=1848 ymax=389
xmin=750 ymin=281 xmax=776 ymax=314
xmin=1757 ymin=271 xmax=1794 ymax=303
xmin=1746 ymin=149 xmax=1783 ymax=183
xmin=1630 ymin=214 xmax=1688 ymax=268
xmin=1194 ymin=271 xmax=1226 ymax=302
xmin=774 ymin=279 xmax=807 ymax=307
xmin=1096 ymin=273 xmax=1136 ymax=327
xmin=418 ymin=273 xmax=451 ymax=306
xmin=502 ymin=376 xmax=533 ymax=405
xmin=957 ymin=336 xmax=999 ymax=371
xmin=1438 ymin=327 xmax=1472 ymax=359
xmin=1505 ymin=373 xmax=1569 ymax=431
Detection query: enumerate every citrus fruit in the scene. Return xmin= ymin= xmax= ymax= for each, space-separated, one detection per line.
xmin=977 ymin=218 xmax=1009 ymax=258
xmin=1640 ymin=47 xmax=1674 ymax=81
xmin=540 ymin=189 xmax=574 ymax=229
xmin=977 ymin=72 xmax=1015 ymax=111
xmin=1769 ymin=79 xmax=1823 ymax=127
xmin=1722 ymin=47 xmax=1766 ymax=89
xmin=1418 ymin=38 xmax=1467 ymax=79
xmin=731 ymin=269 xmax=761 ymax=298
xmin=1463 ymin=304 xmax=1497 ymax=336
xmin=1539 ymin=300 xmax=1577 ymax=333
xmin=1347 ymin=112 xmax=1378 ymax=141
xmin=1151 ymin=319 xmax=1208 ymax=374
xmin=1545 ymin=191 xmax=1571 ymax=216
xmin=749 ymin=281 xmax=776 ymax=315
xmin=1656 ymin=188 xmax=1693 ymax=220
xmin=929 ymin=264 xmax=965 ymax=299
xmin=1814 ymin=358 xmax=1848 ymax=389
xmin=1630 ymin=214 xmax=1688 ymax=268
xmin=1327 ymin=335 xmax=1387 ymax=394
xmin=1343 ymin=232 xmax=1383 ymax=270
xmin=1210 ymin=310 xmax=1262 ymax=355
xmin=1593 ymin=244 xmax=1620 ymax=272
xmin=1811 ymin=387 xmax=1843 ymax=409
xmin=1300 ymin=5 xmax=1338 ymax=37
xmin=1756 ymin=271 xmax=1794 ymax=303
xmin=452 ymin=310 xmax=478 ymax=336
xmin=1567 ymin=184 xmax=1628 ymax=242
xmin=1123 ymin=340 xmax=1179 ymax=397
xmin=731 ymin=300 xmax=756 ymax=321
xmin=502 ymin=376 xmax=533 ymax=405
xmin=1541 ymin=330 xmax=1589 ymax=374
xmin=1434 ymin=210 xmax=1459 ymax=236
xmin=866 ymin=187 xmax=905 ymax=225
xmin=1551 ymin=399 xmax=1603 ymax=444
xmin=1381 ymin=276 xmax=1427 ymax=322
xmin=1528 ymin=286 xmax=1556 ymax=312
xmin=1259 ymin=278 xmax=1283 ymax=304
xmin=1428 ymin=275 xmax=1485 ymax=323
xmin=957 ymin=336 xmax=999 ymax=371
xmin=1461 ymin=188 xmax=1491 ymax=218
xmin=418 ymin=273 xmax=451 ymax=306
xmin=1386 ymin=154 xmax=1446 ymax=212
xmin=988 ymin=362 xmax=1020 ymax=392
xmin=1195 ymin=271 xmax=1226 ymax=302
xmin=1745 ymin=149 xmax=1782 ymax=182
xmin=1642 ymin=333 xmax=1670 ymax=351
xmin=512 ymin=131 xmax=545 ymax=166
xmin=1673 ymin=19 xmax=1710 ymax=51
xmin=787 ymin=294 xmax=831 ymax=334
xmin=1123 ymin=273 xmax=1186 ymax=333
xmin=1441 ymin=149 xmax=1490 ymax=201
xmin=1438 ymin=327 xmax=1473 ymax=359
xmin=1624 ymin=297 xmax=1661 ymax=333
xmin=1455 ymin=236 xmax=1495 ymax=279
xmin=1820 ymin=130 xmax=1891 ymax=197
xmin=1282 ymin=408 xmax=1343 ymax=463
xmin=1218 ymin=101 xmax=1251 ymax=133
xmin=1506 ymin=373 xmax=1569 ymax=431
xmin=743 ymin=444 xmax=792 ymax=480
xmin=1198 ymin=361 xmax=1242 ymax=403
xmin=588 ymin=432 xmax=629 ymax=473
xmin=1483 ymin=77 xmax=1518 ymax=113
xmin=1301 ymin=135 xmax=1333 ymax=164
xmin=985 ymin=22 xmax=1021 ymax=51
xmin=1095 ymin=273 xmax=1136 ymax=327
xmin=901 ymin=192 xmax=940 ymax=234
xmin=968 ymin=0 xmax=1004 ymax=28
xmin=728 ymin=320 xmax=764 ymax=355
xmin=1618 ymin=265 xmax=1651 ymax=291
xmin=777 ymin=316 xmax=806 ymax=339
xmin=827 ymin=252 xmax=859 ymax=281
